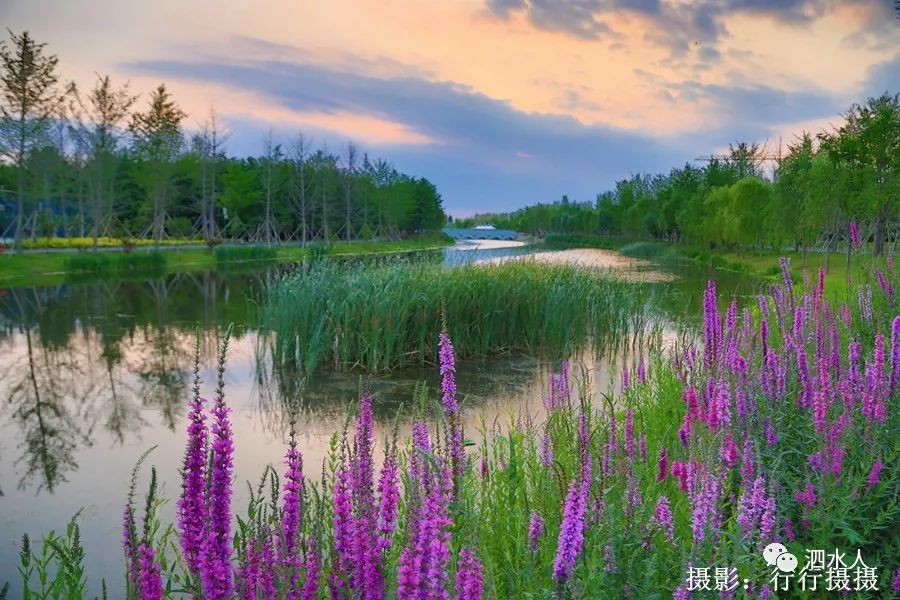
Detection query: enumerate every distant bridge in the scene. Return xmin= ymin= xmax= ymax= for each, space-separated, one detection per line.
xmin=442 ymin=227 xmax=518 ymax=241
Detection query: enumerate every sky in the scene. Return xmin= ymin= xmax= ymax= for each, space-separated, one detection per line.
xmin=2 ymin=0 xmax=898 ymax=216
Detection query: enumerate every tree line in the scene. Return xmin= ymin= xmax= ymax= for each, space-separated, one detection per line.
xmin=0 ymin=30 xmax=446 ymax=251
xmin=455 ymin=94 xmax=899 ymax=256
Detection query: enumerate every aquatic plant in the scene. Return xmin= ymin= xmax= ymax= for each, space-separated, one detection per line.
xmin=265 ymin=260 xmax=651 ymax=372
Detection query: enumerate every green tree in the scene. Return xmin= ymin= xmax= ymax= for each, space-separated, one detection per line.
xmin=129 ymin=84 xmax=185 ymax=245
xmin=0 ymin=30 xmax=61 ymax=251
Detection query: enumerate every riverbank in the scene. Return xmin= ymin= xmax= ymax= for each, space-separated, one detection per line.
xmin=474 ymin=248 xmax=676 ymax=283
xmin=541 ymin=236 xmax=892 ymax=295
xmin=0 ymin=235 xmax=454 ymax=287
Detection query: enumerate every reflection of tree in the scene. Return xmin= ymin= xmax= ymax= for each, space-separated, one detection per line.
xmin=7 ymin=328 xmax=87 ymax=493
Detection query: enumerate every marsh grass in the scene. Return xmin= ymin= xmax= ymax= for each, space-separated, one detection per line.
xmin=214 ymin=245 xmax=278 ymax=265
xmin=64 ymin=251 xmax=168 ymax=277
xmin=265 ymin=261 xmax=650 ymax=372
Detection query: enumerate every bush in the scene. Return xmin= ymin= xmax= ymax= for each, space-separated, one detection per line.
xmin=618 ymin=241 xmax=670 ymax=259
xmin=64 ymin=251 xmax=168 ymax=276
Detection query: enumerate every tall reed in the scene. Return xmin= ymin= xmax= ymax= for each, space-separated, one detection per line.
xmin=264 ymin=261 xmax=647 ymax=372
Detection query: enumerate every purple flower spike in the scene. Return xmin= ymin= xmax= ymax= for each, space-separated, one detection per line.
xmin=177 ymin=393 xmax=208 ymax=575
xmin=202 ymin=389 xmax=235 ymax=599
xmin=137 ymin=542 xmax=164 ymax=600
xmin=552 ymin=471 xmax=590 ymax=583
xmin=455 ymin=548 xmax=485 ymax=600
xmin=528 ymin=511 xmax=545 ymax=552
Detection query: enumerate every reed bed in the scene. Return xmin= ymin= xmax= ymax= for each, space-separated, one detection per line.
xmin=265 ymin=261 xmax=648 ymax=372
xmin=64 ymin=250 xmax=168 ymax=275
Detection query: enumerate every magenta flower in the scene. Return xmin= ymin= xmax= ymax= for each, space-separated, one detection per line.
xmin=848 ymin=220 xmax=860 ymax=248
xmin=866 ymin=459 xmax=884 ymax=491
xmin=552 ymin=470 xmax=590 ymax=583
xmin=891 ymin=316 xmax=900 ymax=394
xmin=760 ymin=493 xmax=776 ymax=543
xmin=624 ymin=409 xmax=635 ymax=460
xmin=377 ymin=454 xmax=400 ymax=551
xmin=137 ymin=542 xmax=164 ymax=600
xmin=202 ymin=389 xmax=235 ymax=599
xmin=301 ymin=539 xmax=321 ymax=600
xmin=177 ymin=393 xmax=207 ymax=575
xmin=454 ymin=548 xmax=484 ymax=600
xmin=540 ymin=430 xmax=554 ymax=468
xmin=281 ymin=437 xmax=304 ymax=557
xmin=528 ymin=511 xmax=544 ymax=552
xmin=653 ymin=496 xmax=674 ymax=541
xmin=673 ymin=585 xmax=691 ymax=600
xmin=892 ymin=568 xmax=900 ymax=592
xmin=439 ymin=331 xmax=465 ymax=483
xmin=795 ymin=483 xmax=817 ymax=509
xmin=657 ymin=448 xmax=669 ymax=482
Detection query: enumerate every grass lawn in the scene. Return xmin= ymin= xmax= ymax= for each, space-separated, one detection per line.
xmin=0 ymin=236 xmax=453 ymax=287
xmin=716 ymin=248 xmax=892 ymax=297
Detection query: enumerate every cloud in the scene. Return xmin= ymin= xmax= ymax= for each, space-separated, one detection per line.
xmin=863 ymin=53 xmax=900 ymax=98
xmin=124 ymin=54 xmax=689 ymax=213
xmin=483 ymin=0 xmax=842 ymax=55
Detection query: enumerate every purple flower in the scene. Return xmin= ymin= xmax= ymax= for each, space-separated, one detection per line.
xmin=783 ymin=518 xmax=796 ymax=542
xmin=866 ymin=459 xmax=884 ymax=491
xmin=657 ymin=448 xmax=669 ymax=482
xmin=690 ymin=468 xmax=721 ymax=544
xmin=875 ymin=269 xmax=894 ymax=306
xmin=377 ymin=454 xmax=400 ymax=551
xmin=528 ymin=511 xmax=545 ymax=552
xmin=673 ymin=585 xmax=691 ymax=600
xmin=438 ymin=331 xmax=458 ymax=415
xmin=137 ymin=542 xmax=164 ymax=600
xmin=281 ymin=436 xmax=304 ymax=557
xmin=892 ymin=568 xmax=900 ymax=593
xmin=552 ymin=473 xmax=590 ymax=583
xmin=539 ymin=430 xmax=553 ymax=468
xmin=849 ymin=220 xmax=860 ymax=248
xmin=795 ymin=483 xmax=817 ymax=509
xmin=637 ymin=358 xmax=647 ymax=383
xmin=779 ymin=257 xmax=793 ymax=297
xmin=891 ymin=316 xmax=900 ymax=394
xmin=330 ymin=463 xmax=353 ymax=595
xmin=704 ymin=280 xmax=721 ymax=370
xmin=202 ymin=389 xmax=235 ymax=599
xmin=177 ymin=393 xmax=207 ymax=575
xmin=603 ymin=544 xmax=615 ymax=573
xmin=764 ymin=419 xmax=777 ymax=447
xmin=624 ymin=409 xmax=635 ymax=460
xmin=398 ymin=458 xmax=453 ymax=600
xmin=621 ymin=367 xmax=630 ymax=392
xmin=653 ymin=496 xmax=674 ymax=541
xmin=720 ymin=433 xmax=738 ymax=469
xmin=301 ymin=539 xmax=321 ymax=600
xmin=439 ymin=331 xmax=465 ymax=483
xmin=758 ymin=583 xmax=773 ymax=600
xmin=454 ymin=548 xmax=484 ymax=600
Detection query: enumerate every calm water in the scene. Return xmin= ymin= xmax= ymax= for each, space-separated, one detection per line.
xmin=0 ymin=246 xmax=759 ymax=593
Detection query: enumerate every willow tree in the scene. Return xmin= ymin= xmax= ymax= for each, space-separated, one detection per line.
xmin=129 ymin=84 xmax=185 ymax=245
xmin=0 ymin=30 xmax=61 ymax=251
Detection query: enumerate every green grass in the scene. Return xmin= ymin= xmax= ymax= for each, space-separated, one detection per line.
xmin=64 ymin=251 xmax=168 ymax=276
xmin=214 ymin=244 xmax=278 ymax=265
xmin=264 ymin=260 xmax=652 ymax=372
xmin=0 ymin=235 xmax=454 ymax=287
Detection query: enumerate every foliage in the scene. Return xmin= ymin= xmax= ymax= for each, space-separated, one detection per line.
xmin=265 ymin=261 xmax=649 ymax=372
xmin=64 ymin=250 xmax=167 ymax=276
